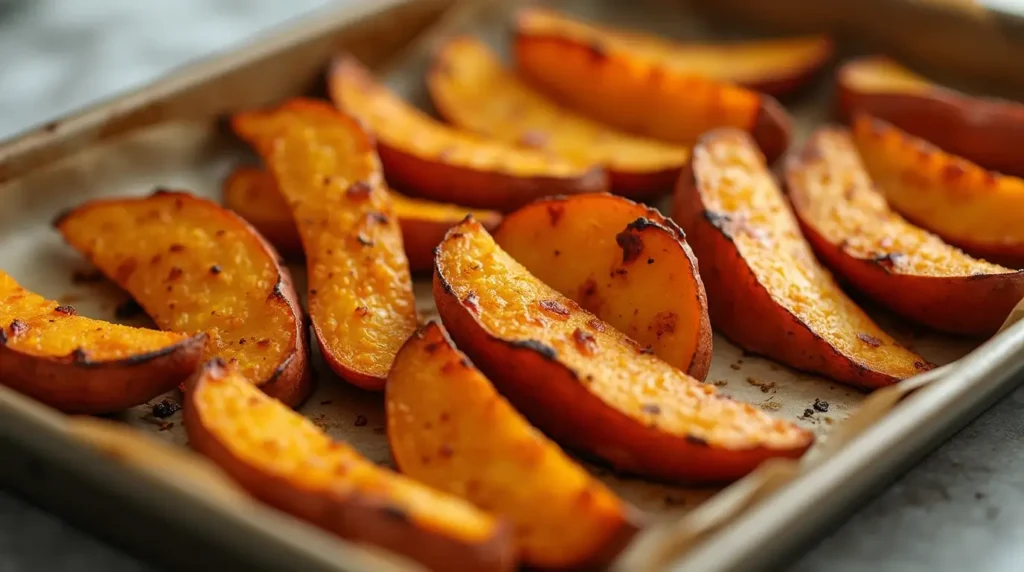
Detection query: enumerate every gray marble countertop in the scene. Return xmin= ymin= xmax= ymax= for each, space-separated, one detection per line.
xmin=2 ymin=1 xmax=1024 ymax=571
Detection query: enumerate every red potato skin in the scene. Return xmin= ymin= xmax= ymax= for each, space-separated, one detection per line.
xmin=0 ymin=333 xmax=205 ymax=414
xmin=259 ymin=263 xmax=313 ymax=407
xmin=493 ymin=193 xmax=713 ymax=380
xmin=433 ymin=267 xmax=809 ymax=484
xmin=433 ymin=92 xmax=680 ymax=198
xmin=603 ymin=167 xmax=684 ymax=202
xmin=673 ymin=147 xmax=911 ymax=390
xmin=784 ymin=132 xmax=1024 ymax=336
xmin=183 ymin=361 xmax=515 ymax=572
xmin=54 ymin=190 xmax=312 ymax=408
xmin=838 ymin=83 xmax=1024 ymax=179
xmin=376 ymin=144 xmax=608 ymax=213
xmin=791 ymin=218 xmax=1024 ymax=337
xmin=512 ymin=32 xmax=794 ymax=164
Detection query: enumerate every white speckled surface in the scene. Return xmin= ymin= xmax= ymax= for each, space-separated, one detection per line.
xmin=1 ymin=1 xmax=1023 ymax=571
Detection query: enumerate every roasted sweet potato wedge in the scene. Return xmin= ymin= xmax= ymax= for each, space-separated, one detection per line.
xmin=494 ymin=193 xmax=712 ymax=379
xmin=674 ymin=129 xmax=932 ymax=389
xmin=852 ymin=115 xmax=1024 ymax=267
xmin=55 ymin=191 xmax=311 ymax=406
xmin=514 ymin=8 xmax=792 ymax=161
xmin=433 ymin=218 xmax=812 ymax=483
xmin=327 ymin=55 xmax=607 ymax=211
xmin=0 ymin=270 xmax=205 ymax=414
xmin=222 ymin=166 xmax=304 ymax=257
xmin=222 ymin=165 xmax=502 ymax=272
xmin=838 ymin=56 xmax=1024 ymax=177
xmin=231 ymin=99 xmax=417 ymax=391
xmin=786 ymin=127 xmax=1024 ymax=336
xmin=184 ymin=359 xmax=515 ymax=572
xmin=388 ymin=322 xmax=640 ymax=569
xmin=429 ymin=37 xmax=689 ymax=199
xmin=517 ymin=8 xmax=832 ymax=96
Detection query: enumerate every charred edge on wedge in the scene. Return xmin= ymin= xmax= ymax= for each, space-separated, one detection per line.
xmin=48 ymin=332 xmax=207 ymax=368
xmin=508 ymin=339 xmax=558 ymax=361
xmin=260 ymin=276 xmax=302 ymax=389
xmin=704 ymin=211 xmax=736 ymax=242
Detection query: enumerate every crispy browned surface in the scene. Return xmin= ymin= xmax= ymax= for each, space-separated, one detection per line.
xmin=514 ymin=8 xmax=792 ymax=162
xmin=433 ymin=218 xmax=812 ymax=483
xmin=673 ymin=129 xmax=932 ymax=389
xmin=328 ymin=56 xmax=608 ymax=211
xmin=232 ymin=99 xmax=417 ymax=390
xmin=517 ymin=7 xmax=832 ymax=96
xmin=852 ymin=114 xmax=1024 ymax=267
xmin=184 ymin=359 xmax=516 ymax=572
xmin=494 ymin=193 xmax=712 ymax=379
xmin=54 ymin=190 xmax=311 ymax=406
xmin=222 ymin=165 xmax=501 ymax=273
xmin=0 ymin=270 xmax=205 ymax=413
xmin=786 ymin=127 xmax=1024 ymax=336
xmin=388 ymin=323 xmax=640 ymax=569
xmin=838 ymin=56 xmax=1024 ymax=177
xmin=429 ymin=37 xmax=688 ymax=199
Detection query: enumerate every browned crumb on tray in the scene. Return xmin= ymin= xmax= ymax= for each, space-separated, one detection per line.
xmin=747 ymin=377 xmax=776 ymax=393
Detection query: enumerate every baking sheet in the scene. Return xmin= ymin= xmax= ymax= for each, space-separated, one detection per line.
xmin=0 ymin=0 xmax=979 ymax=531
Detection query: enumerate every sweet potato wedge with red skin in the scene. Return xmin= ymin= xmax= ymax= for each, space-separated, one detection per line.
xmin=388 ymin=322 xmax=641 ymax=569
xmin=232 ymin=99 xmax=418 ymax=391
xmin=514 ymin=8 xmax=792 ymax=162
xmin=517 ymin=7 xmax=831 ymax=97
xmin=838 ymin=56 xmax=1024 ymax=177
xmin=433 ymin=218 xmax=813 ymax=483
xmin=327 ymin=55 xmax=607 ymax=211
xmin=852 ymin=114 xmax=1024 ymax=267
xmin=0 ymin=270 xmax=205 ymax=414
xmin=673 ymin=129 xmax=932 ymax=389
xmin=55 ymin=190 xmax=311 ymax=406
xmin=184 ymin=359 xmax=515 ymax=572
xmin=494 ymin=193 xmax=712 ymax=380
xmin=222 ymin=165 xmax=502 ymax=272
xmin=429 ymin=37 xmax=689 ymax=200
xmin=785 ymin=127 xmax=1024 ymax=336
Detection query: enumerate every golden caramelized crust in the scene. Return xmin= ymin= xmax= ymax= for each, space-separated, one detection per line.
xmin=675 ymin=129 xmax=932 ymax=388
xmin=494 ymin=193 xmax=712 ymax=380
xmin=852 ymin=115 xmax=1024 ymax=265
xmin=516 ymin=7 xmax=832 ymax=95
xmin=790 ymin=128 xmax=1009 ymax=276
xmin=429 ymin=37 xmax=688 ymax=198
xmin=185 ymin=360 xmax=514 ymax=572
xmin=388 ymin=323 xmax=639 ymax=569
xmin=232 ymin=99 xmax=417 ymax=390
xmin=328 ymin=56 xmax=607 ymax=211
xmin=0 ymin=270 xmax=205 ymax=413
xmin=838 ymin=57 xmax=1024 ymax=177
xmin=434 ymin=218 xmax=812 ymax=482
xmin=222 ymin=166 xmax=304 ymax=256
xmin=222 ymin=165 xmax=502 ymax=272
xmin=785 ymin=127 xmax=1024 ymax=336
xmin=514 ymin=8 xmax=792 ymax=161
xmin=0 ymin=271 xmax=190 ymax=360
xmin=55 ymin=191 xmax=309 ymax=405
xmin=838 ymin=56 xmax=932 ymax=95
